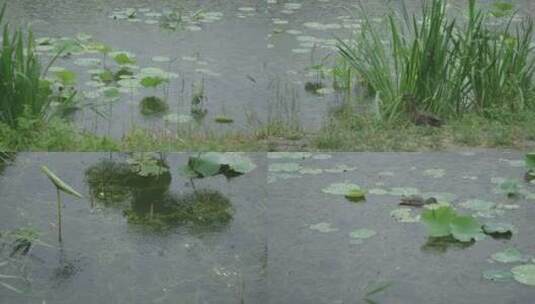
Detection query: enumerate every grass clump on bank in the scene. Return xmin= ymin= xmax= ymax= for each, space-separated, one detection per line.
xmin=0 ymin=3 xmax=54 ymax=129
xmin=337 ymin=0 xmax=535 ymax=121
xmin=313 ymin=103 xmax=535 ymax=151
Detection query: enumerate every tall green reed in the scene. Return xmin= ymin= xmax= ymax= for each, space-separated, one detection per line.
xmin=0 ymin=2 xmax=52 ymax=129
xmin=338 ymin=0 xmax=535 ymax=120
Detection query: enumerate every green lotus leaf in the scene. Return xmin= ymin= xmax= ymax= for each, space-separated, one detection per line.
xmin=421 ymin=206 xmax=456 ymax=237
xmin=491 ymin=248 xmax=527 ymax=263
xmin=511 ymin=264 xmax=535 ymax=286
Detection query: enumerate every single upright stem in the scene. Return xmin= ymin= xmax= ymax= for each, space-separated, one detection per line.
xmin=56 ymin=187 xmax=62 ymax=243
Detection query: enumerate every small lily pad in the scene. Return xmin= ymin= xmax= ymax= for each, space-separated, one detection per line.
xmin=491 ymin=248 xmax=527 ymax=263
xmin=310 ymin=222 xmax=338 ymax=233
xmin=268 ymin=163 xmax=301 ymax=173
xmin=74 ymin=58 xmax=101 ymax=67
xmin=390 ymin=208 xmax=420 ymax=223
xmin=345 ymin=189 xmax=366 ymax=202
xmin=299 ymin=168 xmax=323 ymax=175
xmin=214 ymin=116 xmax=234 ymax=124
xmin=483 ymin=222 xmax=516 ymax=237
xmin=511 ymin=264 xmax=535 ymax=286
xmin=369 ymin=188 xmax=388 ymax=195
xmin=498 ymin=179 xmax=521 ymax=197
xmin=350 ymin=229 xmax=376 ymax=239
xmin=388 ymin=187 xmax=420 ymax=196
xmin=322 ymin=183 xmax=361 ymax=196
xmin=268 ymin=152 xmax=312 ymax=159
xmin=483 ymin=270 xmax=514 ymax=282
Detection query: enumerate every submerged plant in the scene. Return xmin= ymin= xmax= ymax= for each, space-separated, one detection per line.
xmin=139 ymin=69 xmax=170 ymax=116
xmin=126 ymin=152 xmax=169 ymax=177
xmin=41 ymin=166 xmax=83 ymax=243
xmin=140 ymin=96 xmax=169 ymax=116
xmin=124 ymin=189 xmax=234 ymax=231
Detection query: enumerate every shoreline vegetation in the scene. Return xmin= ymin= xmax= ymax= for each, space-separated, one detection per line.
xmin=1 ymin=0 xmax=535 ymax=152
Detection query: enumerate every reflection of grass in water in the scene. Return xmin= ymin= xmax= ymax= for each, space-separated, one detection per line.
xmin=125 ymin=189 xmax=233 ymax=231
xmin=140 ymin=96 xmax=169 ymax=116
xmin=85 ymin=160 xmax=133 ymax=205
xmin=0 ymin=152 xmax=15 ymax=175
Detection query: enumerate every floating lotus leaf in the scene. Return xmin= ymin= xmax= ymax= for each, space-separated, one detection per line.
xmin=54 ymin=69 xmax=77 ymax=86
xmin=74 ymin=58 xmax=101 ymax=67
xmin=322 ymin=183 xmax=362 ymax=196
xmin=345 ymin=189 xmax=366 ymax=202
xmin=482 ymin=270 xmax=514 ymax=282
xmin=369 ymin=188 xmax=388 ymax=195
xmin=214 ymin=116 xmax=234 ymax=124
xmin=268 ymin=163 xmax=301 ymax=173
xmin=309 ymin=222 xmax=338 ymax=233
xmin=491 ymin=248 xmax=527 ymax=263
xmin=140 ymin=76 xmax=167 ymax=88
xmin=299 ymin=168 xmax=323 ymax=175
xmin=421 ymin=206 xmax=457 ymax=237
xmin=449 ymin=215 xmax=484 ymax=242
xmin=186 ymin=154 xmax=221 ymax=178
xmin=391 ymin=208 xmax=420 ymax=223
xmin=388 ymin=187 xmax=420 ymax=196
xmin=483 ymin=222 xmax=516 ymax=237
xmin=111 ymin=51 xmax=136 ymax=65
xmin=511 ymin=264 xmax=535 ymax=286
xmin=498 ymin=179 xmax=520 ymax=197
xmin=350 ymin=229 xmax=376 ymax=239
xmin=184 ymin=153 xmax=256 ymax=178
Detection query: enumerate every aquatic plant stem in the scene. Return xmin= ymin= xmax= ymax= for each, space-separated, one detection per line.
xmin=56 ymin=187 xmax=62 ymax=243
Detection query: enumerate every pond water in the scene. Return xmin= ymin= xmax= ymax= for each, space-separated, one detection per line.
xmin=1 ymin=151 xmax=535 ymax=303
xmin=0 ymin=153 xmax=267 ymax=303
xmin=6 ymin=0 xmax=534 ymax=138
